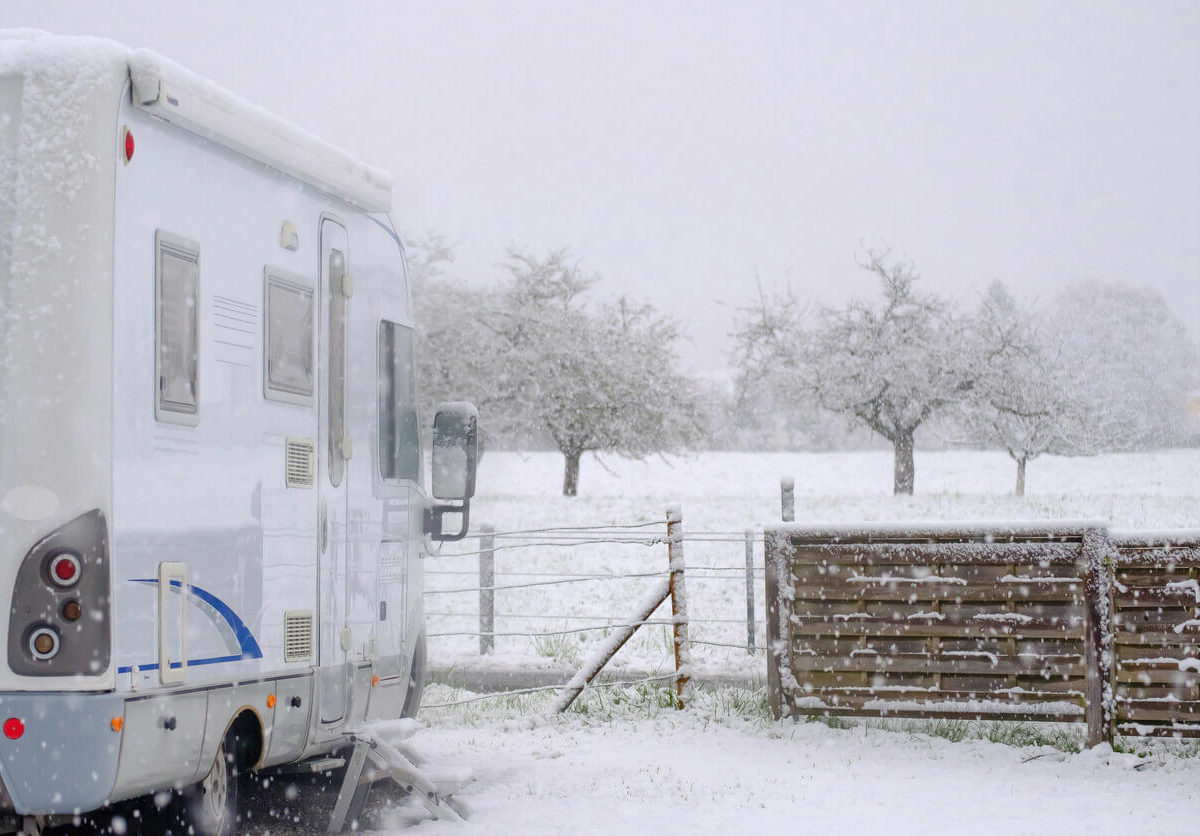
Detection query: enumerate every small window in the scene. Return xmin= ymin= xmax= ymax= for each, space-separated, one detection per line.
xmin=378 ymin=321 xmax=420 ymax=482
xmin=155 ymin=231 xmax=200 ymax=426
xmin=263 ymin=269 xmax=315 ymax=405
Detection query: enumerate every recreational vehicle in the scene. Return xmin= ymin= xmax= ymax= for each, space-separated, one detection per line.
xmin=0 ymin=32 xmax=476 ymax=833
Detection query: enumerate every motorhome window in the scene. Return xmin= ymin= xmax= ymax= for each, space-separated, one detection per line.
xmin=328 ymin=248 xmax=347 ymax=487
xmin=155 ymin=232 xmax=200 ymax=426
xmin=378 ymin=321 xmax=420 ymax=482
xmin=264 ymin=270 xmax=314 ymax=404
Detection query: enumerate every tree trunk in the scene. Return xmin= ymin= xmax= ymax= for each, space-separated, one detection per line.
xmin=893 ymin=431 xmax=915 ymax=495
xmin=1015 ymin=455 xmax=1027 ymax=497
xmin=563 ymin=449 xmax=582 ymax=497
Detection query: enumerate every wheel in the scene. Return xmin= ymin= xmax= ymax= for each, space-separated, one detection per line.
xmin=169 ymin=732 xmax=240 ymax=835
xmin=401 ymin=632 xmax=427 ymax=718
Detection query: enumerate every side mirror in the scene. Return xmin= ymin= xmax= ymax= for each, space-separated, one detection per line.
xmin=425 ymin=402 xmax=478 ymax=541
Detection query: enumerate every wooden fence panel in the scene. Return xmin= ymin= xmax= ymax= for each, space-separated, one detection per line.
xmin=766 ymin=525 xmax=1109 ymax=740
xmin=1111 ymin=535 xmax=1200 ymax=738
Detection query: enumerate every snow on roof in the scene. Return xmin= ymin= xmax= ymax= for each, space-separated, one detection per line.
xmin=0 ymin=30 xmax=393 ymax=213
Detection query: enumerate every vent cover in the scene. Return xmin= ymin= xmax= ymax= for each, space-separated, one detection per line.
xmin=284 ymin=610 xmax=314 ymax=662
xmin=285 ymin=437 xmax=315 ymax=488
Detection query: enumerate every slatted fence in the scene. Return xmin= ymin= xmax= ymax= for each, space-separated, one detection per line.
xmin=1111 ymin=533 xmax=1200 ymax=738
xmin=765 ymin=523 xmax=1112 ymax=745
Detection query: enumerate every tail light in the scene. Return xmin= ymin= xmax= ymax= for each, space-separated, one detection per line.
xmin=7 ymin=510 xmax=110 ymax=677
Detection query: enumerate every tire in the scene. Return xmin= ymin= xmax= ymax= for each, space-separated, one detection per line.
xmin=169 ymin=732 xmax=240 ymax=836
xmin=401 ymin=632 xmax=427 ymax=719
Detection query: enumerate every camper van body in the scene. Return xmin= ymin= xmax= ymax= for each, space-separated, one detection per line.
xmin=0 ymin=34 xmax=430 ymax=818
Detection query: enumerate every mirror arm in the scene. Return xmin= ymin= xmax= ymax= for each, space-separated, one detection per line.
xmin=424 ymin=500 xmax=471 ymax=542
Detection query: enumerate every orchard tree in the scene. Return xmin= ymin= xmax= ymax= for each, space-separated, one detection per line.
xmin=734 ymin=251 xmax=975 ymax=494
xmin=500 ymin=250 xmax=703 ymax=495
xmin=1051 ymin=281 xmax=1198 ymax=450
xmin=960 ymin=281 xmax=1084 ymax=495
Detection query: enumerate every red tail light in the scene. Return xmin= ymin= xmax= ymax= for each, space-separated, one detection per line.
xmin=3 ymin=718 xmax=24 ymax=740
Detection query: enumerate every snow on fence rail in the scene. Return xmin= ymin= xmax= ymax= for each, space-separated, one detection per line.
xmin=765 ymin=522 xmax=1200 ymax=746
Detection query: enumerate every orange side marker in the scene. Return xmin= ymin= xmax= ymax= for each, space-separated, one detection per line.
xmin=266 ymin=694 xmax=276 ymax=709
xmin=372 ymin=675 xmax=379 ymax=687
xmin=110 ymin=717 xmax=124 ymax=733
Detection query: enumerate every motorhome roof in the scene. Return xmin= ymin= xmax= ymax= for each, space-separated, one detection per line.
xmin=0 ymin=30 xmax=393 ymax=213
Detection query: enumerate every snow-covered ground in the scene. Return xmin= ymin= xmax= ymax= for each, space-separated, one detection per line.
xmin=390 ymin=450 xmax=1200 ymax=834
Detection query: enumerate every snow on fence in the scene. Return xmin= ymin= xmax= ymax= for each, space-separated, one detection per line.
xmin=765 ymin=522 xmax=1200 ymax=746
xmin=422 ymin=508 xmax=767 ymax=711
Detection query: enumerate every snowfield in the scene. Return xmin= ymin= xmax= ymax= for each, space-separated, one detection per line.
xmin=387 ymin=449 xmax=1200 ymax=834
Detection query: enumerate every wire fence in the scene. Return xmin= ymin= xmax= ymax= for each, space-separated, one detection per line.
xmin=422 ymin=512 xmax=768 ymax=710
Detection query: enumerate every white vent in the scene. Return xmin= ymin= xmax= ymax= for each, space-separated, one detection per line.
xmin=284 ymin=610 xmax=314 ymax=662
xmin=285 ymin=437 xmax=315 ymax=488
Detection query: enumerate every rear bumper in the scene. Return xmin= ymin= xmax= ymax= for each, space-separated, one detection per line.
xmin=0 ymin=691 xmax=123 ymax=815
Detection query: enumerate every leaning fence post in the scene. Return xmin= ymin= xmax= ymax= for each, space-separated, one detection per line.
xmin=1081 ymin=525 xmax=1112 ymax=747
xmin=745 ymin=528 xmax=756 ymax=653
xmin=479 ymin=525 xmax=495 ymax=655
xmin=764 ymin=527 xmax=786 ymax=720
xmin=781 ymin=477 xmax=795 ymax=522
xmin=666 ymin=505 xmax=691 ymax=708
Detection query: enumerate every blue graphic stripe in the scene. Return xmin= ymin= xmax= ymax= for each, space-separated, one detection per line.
xmin=117 ymin=579 xmax=263 ymax=674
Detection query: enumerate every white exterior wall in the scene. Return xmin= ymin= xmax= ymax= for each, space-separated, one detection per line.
xmin=0 ymin=36 xmax=122 ymax=692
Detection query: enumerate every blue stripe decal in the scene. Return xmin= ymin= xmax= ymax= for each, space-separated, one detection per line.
xmin=117 ymin=579 xmax=263 ymax=674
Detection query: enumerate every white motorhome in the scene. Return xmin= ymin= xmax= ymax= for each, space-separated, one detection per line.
xmin=0 ymin=32 xmax=476 ymax=834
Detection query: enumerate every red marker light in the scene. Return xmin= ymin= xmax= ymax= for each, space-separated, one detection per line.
xmin=3 ymin=718 xmax=24 ymax=740
xmin=124 ymin=128 xmax=135 ymax=163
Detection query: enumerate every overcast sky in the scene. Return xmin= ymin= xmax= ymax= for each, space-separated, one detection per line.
xmin=6 ymin=1 xmax=1199 ymax=374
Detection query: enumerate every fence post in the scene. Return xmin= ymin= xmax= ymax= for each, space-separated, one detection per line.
xmin=781 ymin=477 xmax=795 ymax=522
xmin=479 ymin=525 xmax=495 ymax=656
xmin=1081 ymin=525 xmax=1112 ymax=747
xmin=763 ymin=527 xmax=786 ymax=720
xmin=745 ymin=528 xmax=756 ymax=653
xmin=666 ymin=505 xmax=691 ymax=708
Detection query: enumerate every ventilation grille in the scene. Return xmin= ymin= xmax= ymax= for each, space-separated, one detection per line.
xmin=285 ymin=437 xmax=315 ymax=488
xmin=284 ymin=610 xmax=314 ymax=662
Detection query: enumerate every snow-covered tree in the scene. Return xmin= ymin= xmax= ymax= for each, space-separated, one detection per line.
xmin=734 ymin=252 xmax=975 ymax=494
xmin=1050 ymin=281 xmax=1198 ymax=451
xmin=959 ymin=281 xmax=1084 ymax=495
xmin=498 ymin=250 xmax=703 ymax=495
xmin=411 ymin=239 xmax=703 ymax=495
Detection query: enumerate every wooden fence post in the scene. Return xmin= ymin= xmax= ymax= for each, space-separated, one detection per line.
xmin=780 ymin=477 xmax=795 ymax=522
xmin=1081 ymin=525 xmax=1113 ymax=747
xmin=763 ymin=526 xmax=786 ymax=720
xmin=666 ymin=505 xmax=691 ymax=708
xmin=745 ymin=528 xmax=756 ymax=653
xmin=479 ymin=525 xmax=495 ymax=656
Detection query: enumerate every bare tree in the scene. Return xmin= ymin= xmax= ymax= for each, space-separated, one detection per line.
xmin=733 ymin=251 xmax=974 ymax=494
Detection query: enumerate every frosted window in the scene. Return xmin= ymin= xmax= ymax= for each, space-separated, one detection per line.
xmin=155 ymin=232 xmax=200 ymax=425
xmin=265 ymin=271 xmax=314 ymax=402
xmin=378 ymin=321 xmax=420 ymax=482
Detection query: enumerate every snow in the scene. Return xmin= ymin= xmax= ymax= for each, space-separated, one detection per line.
xmin=406 ymin=449 xmax=1200 ymax=833
xmin=387 ymin=702 xmax=1199 ymax=835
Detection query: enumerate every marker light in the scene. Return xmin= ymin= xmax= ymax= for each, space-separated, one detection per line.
xmin=266 ymin=695 xmax=276 ymax=709
xmin=63 ymin=600 xmax=82 ymax=622
xmin=123 ymin=127 xmax=135 ymax=163
xmin=3 ymin=718 xmax=23 ymax=740
xmin=48 ymin=552 xmax=81 ymax=587
xmin=29 ymin=627 xmax=60 ymax=661
xmin=111 ymin=717 xmax=124 ymax=734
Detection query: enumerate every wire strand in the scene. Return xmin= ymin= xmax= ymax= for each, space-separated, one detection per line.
xmin=425 ymin=571 xmax=665 ymax=594
xmin=421 ymin=672 xmax=680 ymax=709
xmin=427 ymin=619 xmax=676 ymax=638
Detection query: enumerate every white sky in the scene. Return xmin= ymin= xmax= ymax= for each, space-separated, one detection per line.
xmin=5 ymin=1 xmax=1198 ymax=374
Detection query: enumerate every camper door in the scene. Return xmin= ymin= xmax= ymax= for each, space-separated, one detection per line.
xmin=318 ymin=216 xmax=352 ymax=725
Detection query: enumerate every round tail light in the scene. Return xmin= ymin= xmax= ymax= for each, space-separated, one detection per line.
xmin=28 ymin=627 xmax=60 ymax=661
xmin=48 ymin=552 xmax=81 ymax=587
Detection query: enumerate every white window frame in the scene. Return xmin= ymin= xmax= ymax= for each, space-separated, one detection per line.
xmin=154 ymin=230 xmax=201 ymax=427
xmin=263 ymin=267 xmax=316 ymax=406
